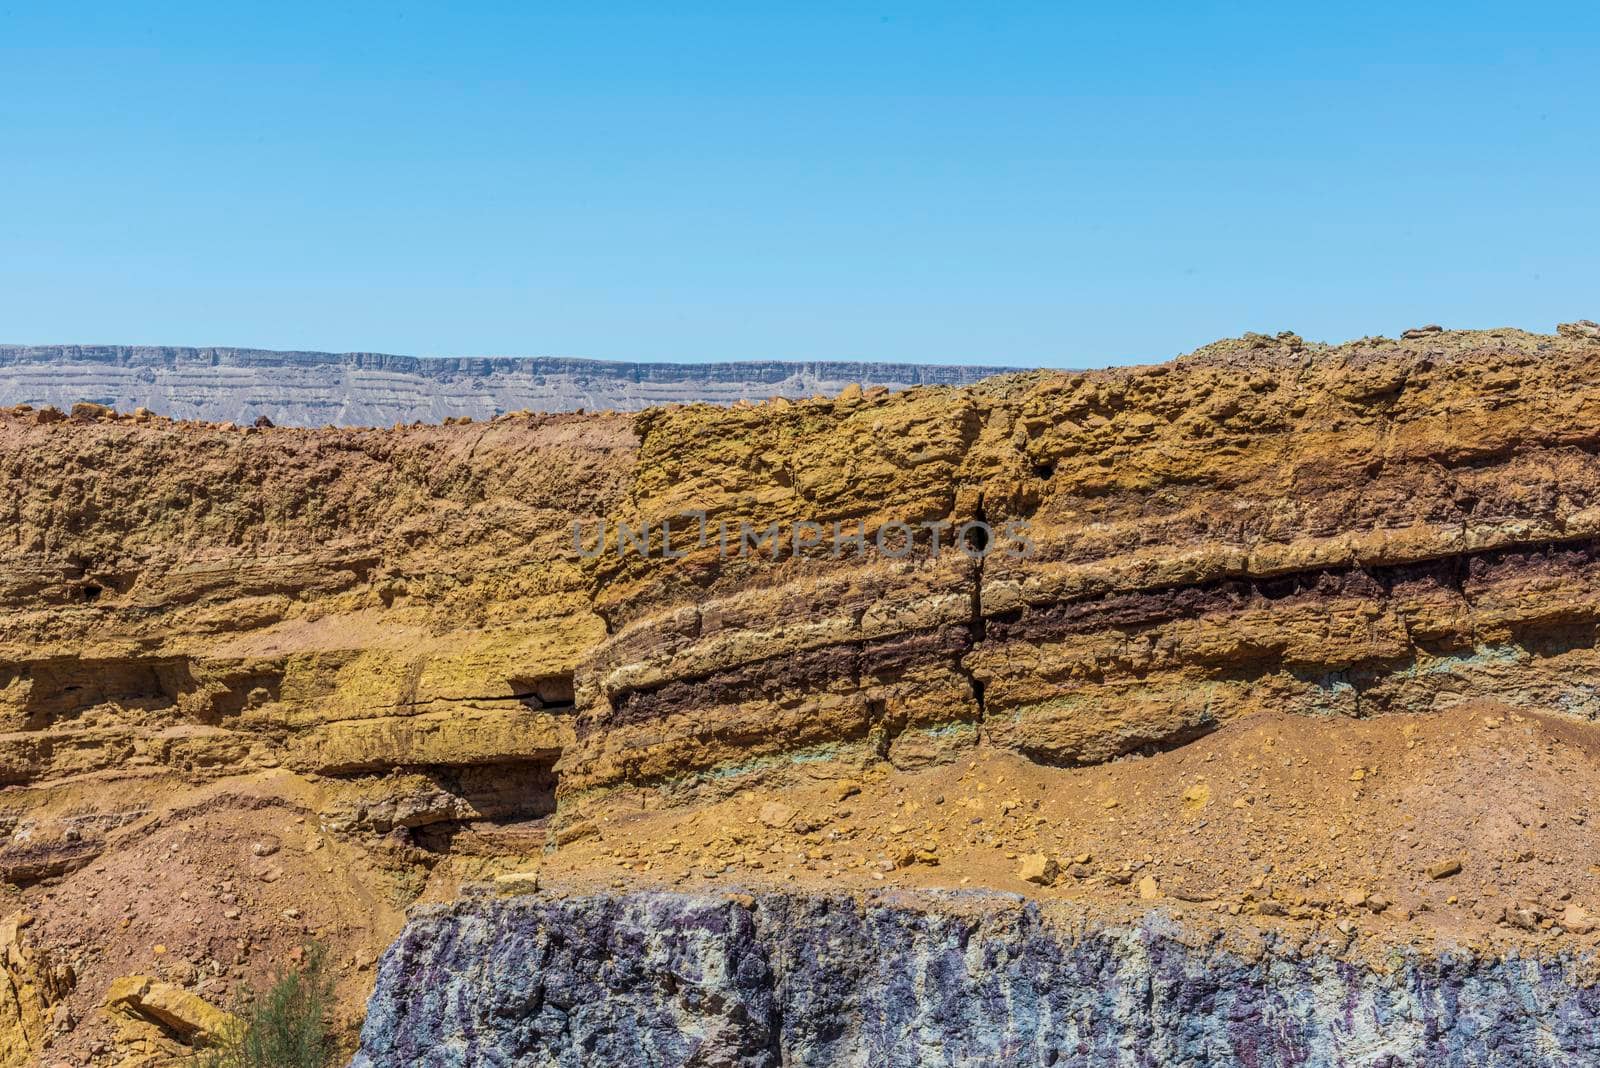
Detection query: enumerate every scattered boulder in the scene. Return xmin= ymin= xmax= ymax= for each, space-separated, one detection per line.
xmin=1017 ymin=853 xmax=1059 ymax=885
xmin=1427 ymin=858 xmax=1463 ymax=880
xmin=493 ymin=870 xmax=541 ymax=896
xmin=1558 ymin=320 xmax=1600 ymax=342
xmin=70 ymin=401 xmax=111 ymax=419
xmin=104 ymin=975 xmax=239 ymax=1045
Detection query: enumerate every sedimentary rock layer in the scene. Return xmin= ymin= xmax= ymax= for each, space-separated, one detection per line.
xmin=6 ymin=324 xmax=1600 ymax=1061
xmin=354 ymin=890 xmax=1600 ymax=1067
xmin=8 ymin=327 xmax=1600 ymax=821
xmin=561 ymin=326 xmax=1600 ymax=800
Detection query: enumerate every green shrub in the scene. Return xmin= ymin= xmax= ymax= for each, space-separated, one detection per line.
xmin=195 ymin=943 xmax=336 ymax=1068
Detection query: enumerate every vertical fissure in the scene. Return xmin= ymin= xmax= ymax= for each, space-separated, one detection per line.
xmin=964 ymin=492 xmax=989 ymax=725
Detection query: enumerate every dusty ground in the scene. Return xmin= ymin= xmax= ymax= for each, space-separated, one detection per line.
xmin=527 ymin=701 xmax=1600 ymax=959
xmin=3 ymin=771 xmax=407 ymax=1065
xmin=7 ymin=701 xmax=1600 ymax=1065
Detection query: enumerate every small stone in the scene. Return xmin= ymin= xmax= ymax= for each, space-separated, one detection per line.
xmin=250 ymin=840 xmax=279 ymax=858
xmin=1341 ymin=888 xmax=1368 ymax=909
xmin=553 ymin=820 xmax=598 ymax=846
xmin=1563 ymin=904 xmax=1595 ymax=935
xmin=1507 ymin=902 xmax=1542 ymax=931
xmin=1138 ymin=875 xmax=1160 ymax=900
xmin=1427 ymin=858 xmax=1463 ymax=880
xmin=1348 ymin=769 xmax=1365 ymax=782
xmin=1017 ymin=853 xmax=1059 ymax=885
xmin=492 ymin=870 xmax=541 ymax=896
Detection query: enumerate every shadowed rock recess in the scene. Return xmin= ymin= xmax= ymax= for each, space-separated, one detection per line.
xmin=5 ymin=324 xmax=1600 ymax=1066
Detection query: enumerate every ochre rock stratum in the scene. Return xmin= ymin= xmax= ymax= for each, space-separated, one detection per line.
xmin=4 ymin=325 xmax=1600 ymax=1062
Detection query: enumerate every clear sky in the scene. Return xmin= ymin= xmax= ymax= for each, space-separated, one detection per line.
xmin=2 ymin=3 xmax=1597 ymax=368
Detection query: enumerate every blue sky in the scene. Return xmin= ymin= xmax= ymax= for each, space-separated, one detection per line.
xmin=2 ymin=3 xmax=1596 ymax=367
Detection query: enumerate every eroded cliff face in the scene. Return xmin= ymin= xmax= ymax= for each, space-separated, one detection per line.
xmin=4 ymin=324 xmax=1600 ymax=1064
xmin=564 ymin=324 xmax=1600 ymax=803
xmin=0 ymin=411 xmax=634 ymax=1063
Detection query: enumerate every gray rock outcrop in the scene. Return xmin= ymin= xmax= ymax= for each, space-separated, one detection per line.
xmin=352 ymin=890 xmax=1600 ymax=1067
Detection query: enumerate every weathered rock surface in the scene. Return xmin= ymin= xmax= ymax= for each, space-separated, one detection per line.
xmin=104 ymin=973 xmax=238 ymax=1044
xmin=563 ymin=326 xmax=1600 ymax=799
xmin=353 ymin=890 xmax=1600 ymax=1067
xmin=5 ymin=324 xmax=1600 ymax=1062
xmin=0 ymin=345 xmax=1020 ymax=426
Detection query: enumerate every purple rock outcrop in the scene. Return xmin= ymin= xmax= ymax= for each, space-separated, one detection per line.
xmin=352 ymin=890 xmax=1600 ymax=1067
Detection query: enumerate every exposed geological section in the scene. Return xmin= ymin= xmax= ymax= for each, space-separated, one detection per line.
xmin=0 ymin=344 xmax=1023 ymax=426
xmin=5 ymin=323 xmax=1600 ymax=1061
xmin=0 ymin=410 xmax=634 ymax=1060
xmin=559 ymin=325 xmax=1600 ymax=805
xmin=353 ymin=890 xmax=1600 ymax=1067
